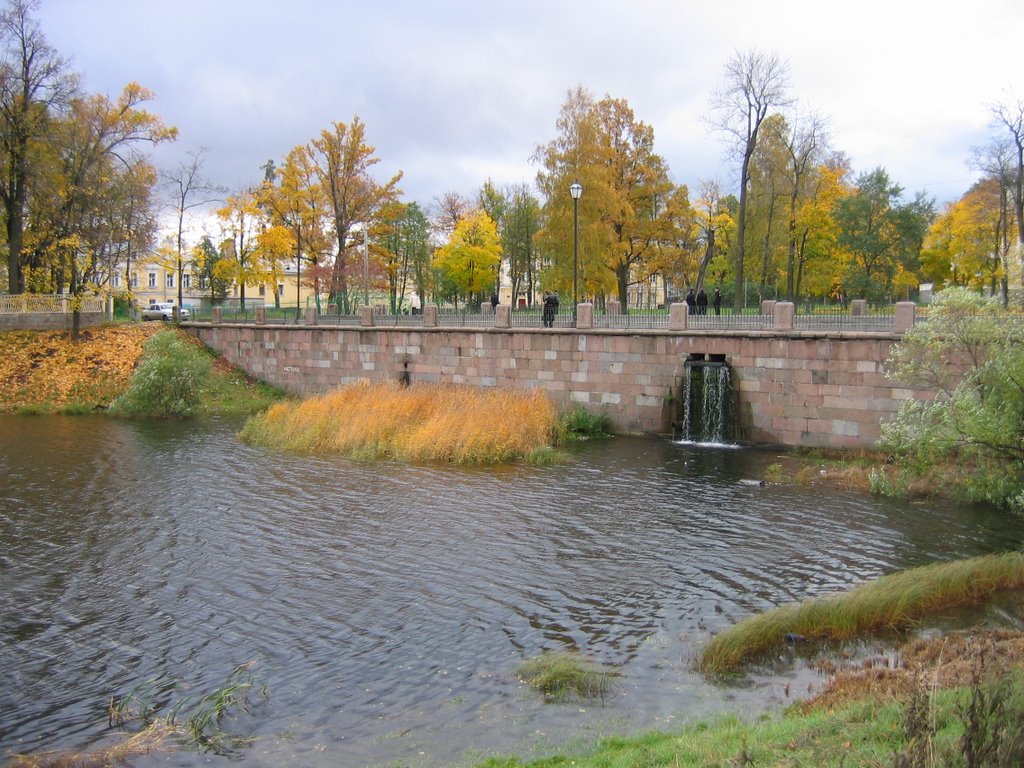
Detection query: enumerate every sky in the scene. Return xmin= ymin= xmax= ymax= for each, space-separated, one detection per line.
xmin=34 ymin=0 xmax=1024 ymax=221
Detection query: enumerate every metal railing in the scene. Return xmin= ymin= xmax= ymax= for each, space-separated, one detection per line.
xmin=183 ymin=301 xmax=919 ymax=333
xmin=594 ymin=307 xmax=671 ymax=329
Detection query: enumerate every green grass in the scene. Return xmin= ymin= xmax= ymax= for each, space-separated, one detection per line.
xmin=697 ymin=552 xmax=1024 ymax=675
xmin=516 ymin=651 xmax=619 ymax=703
xmin=560 ymin=405 xmax=612 ymax=439
xmin=474 ymin=672 xmax=1024 ymax=768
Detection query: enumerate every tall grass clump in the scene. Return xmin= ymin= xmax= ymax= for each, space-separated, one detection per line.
xmin=698 ymin=552 xmax=1024 ymax=675
xmin=109 ymin=330 xmax=211 ymax=419
xmin=239 ymin=380 xmax=559 ymax=464
xmin=516 ymin=651 xmax=619 ymax=702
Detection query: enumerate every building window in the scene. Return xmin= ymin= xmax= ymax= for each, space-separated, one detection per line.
xmin=111 ymin=274 xmax=120 ymax=288
xmin=278 ymin=284 xmax=285 ymax=297
xmin=258 ymin=284 xmax=266 ymax=297
xmin=148 ymin=272 xmax=157 ymax=289
xmin=166 ymin=272 xmax=174 ymax=289
xmin=183 ymin=274 xmax=191 ymax=289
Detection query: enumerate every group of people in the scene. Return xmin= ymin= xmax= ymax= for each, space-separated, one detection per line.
xmin=686 ymin=287 xmax=722 ymax=316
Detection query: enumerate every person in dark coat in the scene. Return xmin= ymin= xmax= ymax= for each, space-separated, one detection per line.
xmin=696 ymin=289 xmax=708 ymax=315
xmin=713 ymin=287 xmax=722 ymax=315
xmin=685 ymin=289 xmax=696 ymax=313
xmin=542 ymin=291 xmax=559 ymax=327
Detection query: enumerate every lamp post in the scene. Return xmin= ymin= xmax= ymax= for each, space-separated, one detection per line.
xmin=569 ymin=180 xmax=582 ymax=326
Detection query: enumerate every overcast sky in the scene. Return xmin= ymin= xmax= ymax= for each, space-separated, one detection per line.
xmin=36 ymin=0 xmax=1023 ymax=216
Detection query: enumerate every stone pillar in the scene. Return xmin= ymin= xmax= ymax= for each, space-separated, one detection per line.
xmin=423 ymin=304 xmax=438 ymax=327
xmin=761 ymin=300 xmax=776 ymax=316
xmin=606 ymin=299 xmax=622 ymax=315
xmin=495 ymin=304 xmax=511 ymax=328
xmin=255 ymin=305 xmax=266 ymax=323
xmin=773 ymin=301 xmax=795 ymax=330
xmin=304 ymin=306 xmax=318 ymax=325
xmin=893 ymin=301 xmax=916 ymax=333
xmin=851 ymin=299 xmax=867 ymax=316
xmin=359 ymin=305 xmax=374 ymax=327
xmin=212 ymin=307 xmax=223 ymax=324
xmin=669 ymin=302 xmax=688 ymax=330
xmin=482 ymin=301 xmax=494 ymax=316
xmin=576 ymin=302 xmax=594 ymax=329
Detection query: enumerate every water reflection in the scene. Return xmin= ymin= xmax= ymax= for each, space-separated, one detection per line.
xmin=1 ymin=416 xmax=1022 ymax=767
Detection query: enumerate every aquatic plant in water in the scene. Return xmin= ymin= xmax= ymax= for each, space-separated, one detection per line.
xmin=516 ymin=651 xmax=619 ymax=702
xmin=240 ymin=380 xmax=560 ymax=464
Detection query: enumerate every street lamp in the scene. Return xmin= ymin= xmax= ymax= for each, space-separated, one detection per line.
xmin=569 ymin=180 xmax=582 ymax=326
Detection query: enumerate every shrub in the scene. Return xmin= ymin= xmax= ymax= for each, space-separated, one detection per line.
xmin=110 ymin=330 xmax=212 ymax=419
xmin=560 ymin=404 xmax=611 ymax=438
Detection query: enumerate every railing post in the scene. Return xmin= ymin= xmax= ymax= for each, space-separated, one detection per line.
xmin=669 ymin=302 xmax=688 ymax=330
xmin=212 ymin=307 xmax=223 ymax=324
xmin=761 ymin=300 xmax=776 ymax=316
xmin=359 ymin=305 xmax=374 ymax=327
xmin=851 ymin=299 xmax=867 ymax=316
xmin=606 ymin=299 xmax=621 ymax=316
xmin=304 ymin=306 xmax=318 ymax=325
xmin=773 ymin=301 xmax=795 ymax=330
xmin=495 ymin=304 xmax=511 ymax=328
xmin=423 ymin=304 xmax=438 ymax=328
xmin=893 ymin=301 xmax=916 ymax=333
xmin=255 ymin=305 xmax=266 ymax=323
xmin=576 ymin=302 xmax=594 ymax=329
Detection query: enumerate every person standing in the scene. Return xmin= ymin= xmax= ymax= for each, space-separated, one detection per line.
xmin=696 ymin=288 xmax=708 ymax=316
xmin=542 ymin=291 xmax=553 ymax=327
xmin=713 ymin=287 xmax=722 ymax=316
xmin=685 ymin=289 xmax=696 ymax=313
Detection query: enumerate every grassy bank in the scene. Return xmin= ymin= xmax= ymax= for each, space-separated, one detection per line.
xmin=239 ymin=380 xmax=560 ymax=464
xmin=697 ymin=552 xmax=1024 ymax=675
xmin=0 ymin=325 xmax=282 ymax=417
xmin=477 ymin=665 xmax=1024 ymax=767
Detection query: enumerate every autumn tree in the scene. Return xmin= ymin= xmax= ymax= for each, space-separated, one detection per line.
xmin=500 ymin=183 xmax=541 ymax=306
xmin=433 ymin=208 xmax=501 ymax=306
xmin=686 ymin=179 xmax=734 ymax=295
xmin=431 ymin=190 xmax=471 ymax=242
xmin=535 ymin=86 xmax=681 ymax=309
xmin=707 ymin=49 xmax=793 ymax=310
xmin=377 ymin=200 xmax=431 ymax=313
xmin=215 ymin=186 xmax=273 ymax=310
xmin=833 ymin=167 xmax=934 ymax=302
xmin=161 ymin=147 xmax=223 ymax=309
xmin=260 ymin=143 xmax=332 ymax=316
xmin=0 ymin=0 xmax=76 ymax=293
xmin=309 ymin=117 xmax=402 ymax=312
xmin=990 ymin=96 xmax=1024 ymax=273
xmin=190 ymin=235 xmax=230 ymax=303
xmin=921 ymin=178 xmax=1005 ymax=292
xmin=970 ymin=137 xmax=1017 ymax=304
xmin=32 ymin=82 xmax=174 ymax=337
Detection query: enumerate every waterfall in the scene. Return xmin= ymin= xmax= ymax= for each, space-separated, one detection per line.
xmin=679 ymin=357 xmax=733 ymax=444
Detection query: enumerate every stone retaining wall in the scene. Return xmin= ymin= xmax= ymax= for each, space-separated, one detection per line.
xmin=188 ymin=321 xmax=928 ymax=449
xmin=0 ymin=311 xmax=105 ymax=331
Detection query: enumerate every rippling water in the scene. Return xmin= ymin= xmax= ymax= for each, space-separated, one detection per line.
xmin=2 ymin=415 xmax=1022 ymax=767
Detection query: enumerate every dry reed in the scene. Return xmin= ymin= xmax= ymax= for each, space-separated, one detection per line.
xmin=239 ymin=380 xmax=559 ymax=464
xmin=698 ymin=552 xmax=1024 ymax=675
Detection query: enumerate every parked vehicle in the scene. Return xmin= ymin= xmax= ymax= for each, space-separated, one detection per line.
xmin=141 ymin=302 xmax=189 ymax=321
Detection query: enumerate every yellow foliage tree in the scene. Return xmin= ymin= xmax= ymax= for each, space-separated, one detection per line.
xmin=433 ymin=209 xmax=501 ymax=306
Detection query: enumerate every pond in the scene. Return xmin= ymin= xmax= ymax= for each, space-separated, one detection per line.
xmin=2 ymin=416 xmax=1023 ymax=767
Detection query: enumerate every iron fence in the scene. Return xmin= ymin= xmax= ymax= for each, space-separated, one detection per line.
xmin=593 ymin=308 xmax=671 ymax=329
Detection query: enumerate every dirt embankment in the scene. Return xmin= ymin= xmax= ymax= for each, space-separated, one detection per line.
xmin=0 ymin=325 xmax=161 ymax=412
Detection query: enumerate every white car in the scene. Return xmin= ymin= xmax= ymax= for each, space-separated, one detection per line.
xmin=142 ymin=302 xmax=190 ymax=321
